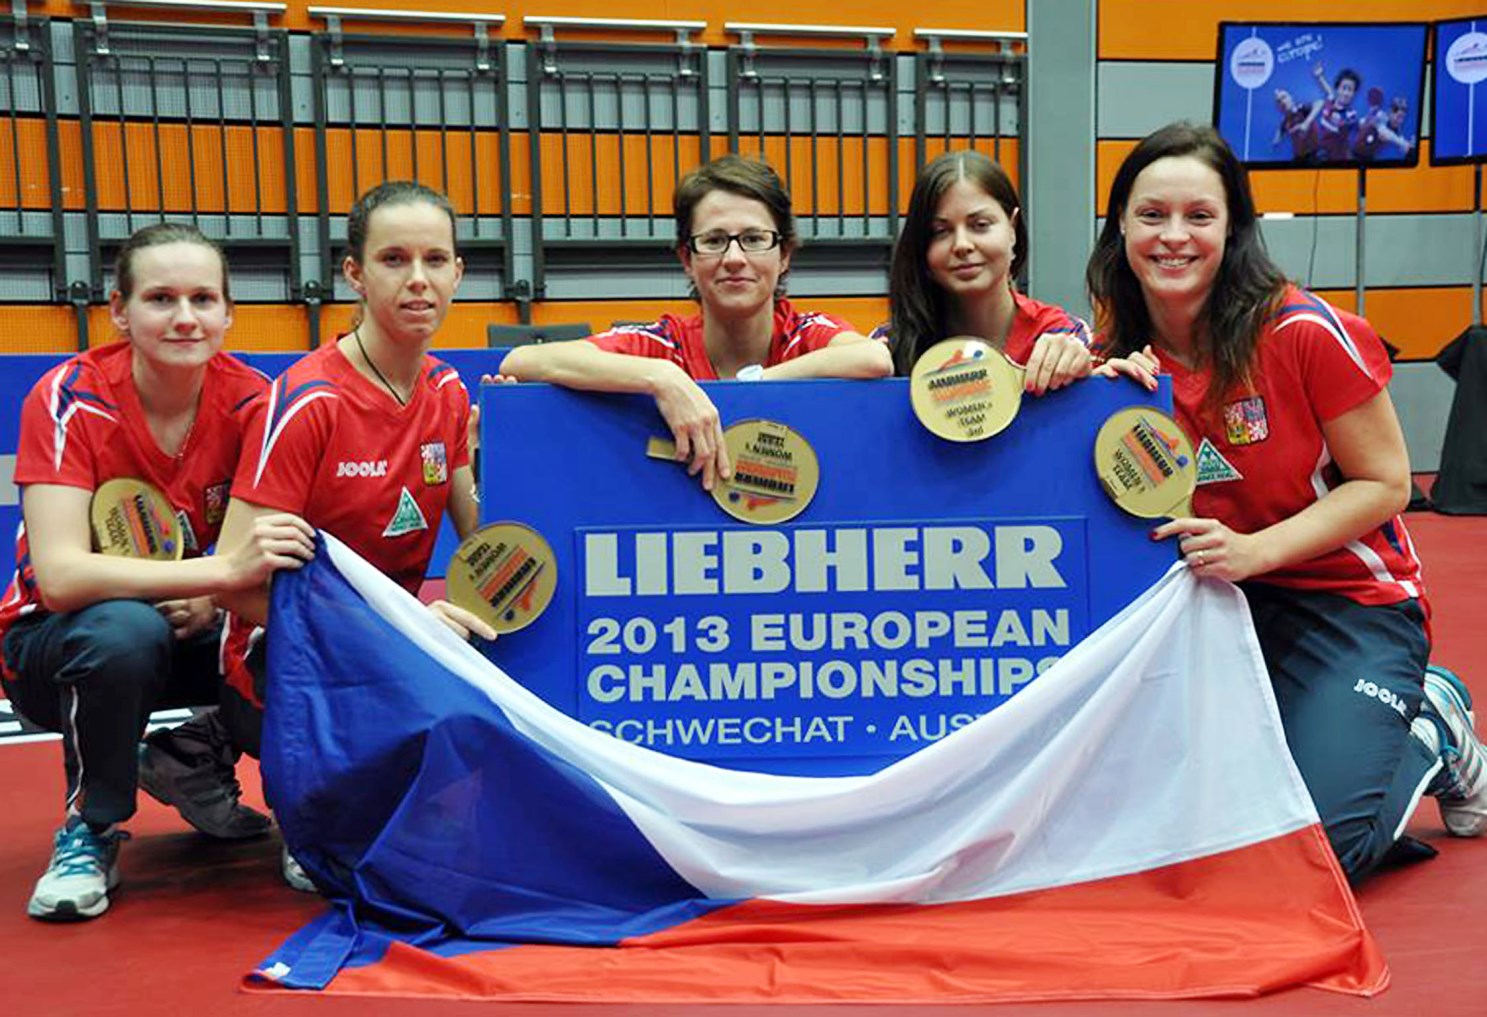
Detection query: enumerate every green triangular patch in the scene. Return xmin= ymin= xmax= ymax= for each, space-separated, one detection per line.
xmin=1195 ymin=438 xmax=1242 ymax=485
xmin=382 ymin=486 xmax=428 ymax=538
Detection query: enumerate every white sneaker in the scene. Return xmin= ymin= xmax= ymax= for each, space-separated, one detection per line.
xmin=282 ymin=845 xmax=318 ymax=894
xmin=1422 ymin=665 xmax=1487 ymax=837
xmin=28 ymin=820 xmax=129 ymax=921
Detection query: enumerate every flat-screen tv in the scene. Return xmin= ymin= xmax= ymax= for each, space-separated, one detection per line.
xmin=1213 ymin=22 xmax=1428 ymax=169
xmin=1431 ymin=17 xmax=1487 ymax=165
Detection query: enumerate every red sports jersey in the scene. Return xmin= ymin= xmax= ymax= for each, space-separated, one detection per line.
xmin=870 ymin=291 xmax=1092 ymax=366
xmin=585 ymin=298 xmax=855 ymax=379
xmin=1279 ymin=104 xmax=1317 ymax=160
xmin=1314 ymin=100 xmax=1359 ymax=161
xmin=1002 ymin=293 xmax=1093 ymax=365
xmin=0 ymin=343 xmax=267 ymax=638
xmin=1164 ymin=287 xmax=1425 ymax=609
xmin=222 ymin=341 xmax=470 ymax=704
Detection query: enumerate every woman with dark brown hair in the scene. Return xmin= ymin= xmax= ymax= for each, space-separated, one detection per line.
xmin=1089 ymin=120 xmax=1484 ymax=882
xmin=501 ymin=154 xmax=891 ymax=492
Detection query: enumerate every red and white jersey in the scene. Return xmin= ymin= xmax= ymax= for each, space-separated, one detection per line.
xmin=223 ymin=341 xmax=470 ymax=704
xmin=0 ymin=343 xmax=267 ymax=638
xmin=585 ymin=298 xmax=856 ymax=379
xmin=870 ymin=292 xmax=1092 ymax=366
xmin=1002 ymin=293 xmax=1093 ymax=366
xmin=1164 ymin=287 xmax=1425 ymax=609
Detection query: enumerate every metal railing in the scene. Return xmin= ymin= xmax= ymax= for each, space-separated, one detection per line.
xmin=308 ymin=7 xmax=512 ymax=339
xmin=0 ymin=12 xmax=1034 ymax=346
xmin=724 ymin=22 xmax=900 ymax=247
xmin=73 ymin=2 xmax=300 ymax=326
xmin=912 ymin=29 xmax=1027 ymax=181
xmin=1 ymin=6 xmax=66 ymax=317
xmin=523 ymin=16 xmax=710 ymax=303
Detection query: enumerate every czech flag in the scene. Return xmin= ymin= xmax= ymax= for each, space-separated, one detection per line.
xmin=250 ymin=535 xmax=1386 ymax=1003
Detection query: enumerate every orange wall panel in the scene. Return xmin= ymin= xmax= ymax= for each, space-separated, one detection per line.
xmin=76 ymin=122 xmax=291 ymax=214
xmin=0 ymin=295 xmax=893 ymax=355
xmin=13 ymin=291 xmax=1460 ymax=360
xmin=1099 ymin=0 xmax=1487 ymax=61
xmin=1313 ymin=287 xmax=1474 ymax=360
xmin=0 ymin=119 xmax=56 ymax=210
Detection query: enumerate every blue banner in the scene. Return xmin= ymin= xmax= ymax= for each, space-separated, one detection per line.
xmin=478 ymin=376 xmax=1177 ymax=775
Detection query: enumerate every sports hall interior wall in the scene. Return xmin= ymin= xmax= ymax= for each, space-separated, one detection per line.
xmin=0 ymin=0 xmax=1477 ymax=467
xmin=1098 ymin=0 xmax=1487 ymax=469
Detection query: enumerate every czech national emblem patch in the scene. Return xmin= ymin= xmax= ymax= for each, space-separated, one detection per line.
xmin=203 ymin=480 xmax=230 ymax=526
xmin=420 ymin=441 xmax=448 ymax=486
xmin=1222 ymin=395 xmax=1269 ymax=446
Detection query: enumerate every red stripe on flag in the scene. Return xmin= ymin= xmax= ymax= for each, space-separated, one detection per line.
xmin=318 ymin=824 xmax=1385 ymax=1003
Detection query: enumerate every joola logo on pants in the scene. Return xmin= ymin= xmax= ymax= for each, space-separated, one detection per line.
xmin=1353 ymin=678 xmax=1408 ymax=717
xmin=336 ymin=460 xmax=389 ymax=478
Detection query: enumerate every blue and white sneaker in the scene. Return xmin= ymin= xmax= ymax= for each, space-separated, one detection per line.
xmin=1422 ymin=665 xmax=1487 ymax=838
xmin=27 ymin=819 xmax=129 ymax=921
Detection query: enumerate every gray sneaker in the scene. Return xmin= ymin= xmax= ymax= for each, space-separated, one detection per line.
xmin=28 ymin=819 xmax=129 ymax=921
xmin=1422 ymin=665 xmax=1487 ymax=837
xmin=138 ymin=730 xmax=271 ymax=841
xmin=281 ymin=845 xmax=319 ymax=894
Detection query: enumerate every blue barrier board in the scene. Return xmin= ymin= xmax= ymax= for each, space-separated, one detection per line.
xmin=478 ymin=376 xmax=1178 ymax=776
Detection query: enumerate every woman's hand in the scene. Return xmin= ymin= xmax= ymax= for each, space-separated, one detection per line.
xmin=1023 ymin=332 xmax=1092 ymax=395
xmin=220 ymin=512 xmax=317 ymax=589
xmin=154 ymin=596 xmax=219 ymax=640
xmin=1093 ymin=344 xmax=1160 ymax=391
xmin=1151 ymin=516 xmax=1271 ymax=583
xmin=428 ymin=599 xmax=499 ymax=641
xmin=653 ymin=365 xmax=731 ymax=492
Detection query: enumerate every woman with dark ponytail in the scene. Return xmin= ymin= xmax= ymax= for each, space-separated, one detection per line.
xmin=214 ymin=181 xmax=496 ymax=891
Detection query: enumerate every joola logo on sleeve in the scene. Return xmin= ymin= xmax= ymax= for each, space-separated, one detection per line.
xmin=336 ymin=460 xmax=389 ymax=478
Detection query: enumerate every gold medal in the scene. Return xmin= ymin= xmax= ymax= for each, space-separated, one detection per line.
xmin=645 ymin=418 xmax=821 ymax=525
xmin=1093 ymin=407 xmax=1197 ymax=518
xmin=446 ymin=521 xmax=558 ymax=634
xmin=908 ymin=337 xmax=1025 ymax=442
xmin=90 ymin=477 xmax=184 ymax=560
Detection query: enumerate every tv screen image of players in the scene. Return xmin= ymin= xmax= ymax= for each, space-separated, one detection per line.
xmin=1214 ymin=23 xmax=1427 ymax=169
xmin=1431 ymin=18 xmax=1487 ymax=165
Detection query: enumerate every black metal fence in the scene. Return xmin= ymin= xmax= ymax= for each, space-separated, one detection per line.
xmin=0 ymin=10 xmax=1026 ymax=348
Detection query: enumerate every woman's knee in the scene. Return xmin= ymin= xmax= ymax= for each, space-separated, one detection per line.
xmin=60 ymin=600 xmax=173 ymax=686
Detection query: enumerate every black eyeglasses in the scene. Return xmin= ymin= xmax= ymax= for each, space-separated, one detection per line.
xmin=686 ymin=230 xmax=782 ymax=256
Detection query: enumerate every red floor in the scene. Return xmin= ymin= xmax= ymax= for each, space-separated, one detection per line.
xmin=1 ymin=505 xmax=1484 ymax=1017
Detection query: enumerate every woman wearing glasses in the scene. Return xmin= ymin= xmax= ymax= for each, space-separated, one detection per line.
xmin=499 ymin=155 xmax=891 ymax=491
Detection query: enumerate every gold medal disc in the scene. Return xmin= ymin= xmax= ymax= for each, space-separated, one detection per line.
xmin=715 ymin=419 xmax=820 ymax=525
xmin=446 ymin=521 xmax=558 ymax=634
xmin=1093 ymin=407 xmax=1197 ymax=518
xmin=90 ymin=478 xmax=184 ymax=560
xmin=908 ymin=337 xmax=1025 ymax=442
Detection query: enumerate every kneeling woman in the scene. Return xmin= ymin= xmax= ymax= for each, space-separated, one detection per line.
xmin=1 ymin=224 xmax=314 ymax=920
xmin=1088 ymin=121 xmax=1485 ymax=880
xmin=499 ymin=155 xmax=892 ymax=491
xmin=215 ymin=181 xmax=496 ymax=889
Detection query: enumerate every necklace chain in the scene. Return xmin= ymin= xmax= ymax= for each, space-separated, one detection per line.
xmin=354 ymin=328 xmax=408 ymax=407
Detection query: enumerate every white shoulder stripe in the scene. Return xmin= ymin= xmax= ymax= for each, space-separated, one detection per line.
xmin=46 ymin=368 xmax=118 ymax=473
xmin=253 ymin=389 xmax=338 ymax=488
xmin=1276 ymin=311 xmax=1371 ymax=377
